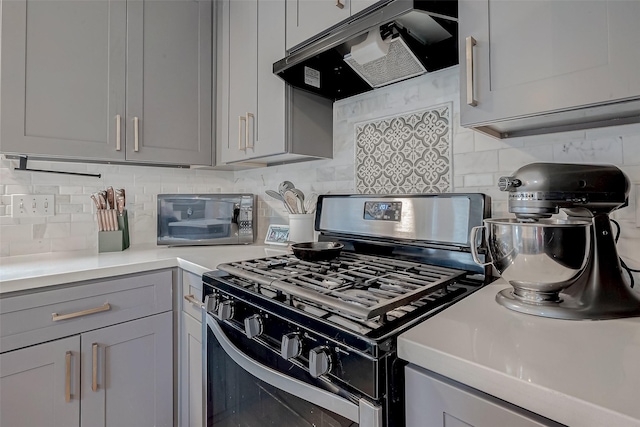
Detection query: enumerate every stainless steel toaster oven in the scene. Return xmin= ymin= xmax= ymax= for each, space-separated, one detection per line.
xmin=157 ymin=194 xmax=255 ymax=246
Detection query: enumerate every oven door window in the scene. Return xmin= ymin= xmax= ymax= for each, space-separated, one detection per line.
xmin=206 ymin=317 xmax=359 ymax=427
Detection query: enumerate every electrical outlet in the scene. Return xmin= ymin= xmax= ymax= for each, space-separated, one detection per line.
xmin=11 ymin=194 xmax=55 ymax=217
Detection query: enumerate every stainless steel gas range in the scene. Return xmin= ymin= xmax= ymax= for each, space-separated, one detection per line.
xmin=202 ymin=193 xmax=492 ymax=427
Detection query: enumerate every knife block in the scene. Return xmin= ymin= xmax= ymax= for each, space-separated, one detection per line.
xmin=98 ymin=210 xmax=130 ymax=252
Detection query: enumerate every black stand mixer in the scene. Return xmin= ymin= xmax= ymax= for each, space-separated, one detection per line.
xmin=495 ymin=162 xmax=640 ymax=320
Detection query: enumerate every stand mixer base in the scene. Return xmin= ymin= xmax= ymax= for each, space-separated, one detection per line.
xmin=496 ymin=288 xmax=640 ymax=320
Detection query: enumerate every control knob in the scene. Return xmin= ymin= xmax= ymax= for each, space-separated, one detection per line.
xmin=280 ymin=333 xmax=302 ymax=360
xmin=216 ymin=300 xmax=234 ymax=321
xmin=308 ymin=346 xmax=332 ymax=378
xmin=204 ymin=294 xmax=219 ymax=313
xmin=244 ymin=314 xmax=263 ymax=339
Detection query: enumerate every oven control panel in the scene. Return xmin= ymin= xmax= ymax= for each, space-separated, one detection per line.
xmin=205 ymin=289 xmax=380 ymax=400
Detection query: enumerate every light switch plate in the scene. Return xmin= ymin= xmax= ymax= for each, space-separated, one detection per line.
xmin=11 ymin=194 xmax=55 ymax=217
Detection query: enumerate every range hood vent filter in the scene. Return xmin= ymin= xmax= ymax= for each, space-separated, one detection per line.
xmin=344 ymin=35 xmax=426 ymax=88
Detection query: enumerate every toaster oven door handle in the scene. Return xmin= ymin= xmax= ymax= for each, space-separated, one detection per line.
xmin=206 ymin=313 xmax=377 ymax=425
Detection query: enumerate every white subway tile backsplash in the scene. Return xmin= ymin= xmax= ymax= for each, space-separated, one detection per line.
xmin=463 ymin=173 xmax=495 ymax=188
xmin=553 ymin=138 xmax=624 ymax=164
xmin=622 ymin=134 xmax=640 ymax=165
xmin=498 ymin=145 xmax=554 ymax=170
xmin=454 ymin=151 xmax=499 ymax=175
xmin=33 ymin=223 xmax=70 ymax=239
xmin=9 ymin=239 xmax=51 ymax=256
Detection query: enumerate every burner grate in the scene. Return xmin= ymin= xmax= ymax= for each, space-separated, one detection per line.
xmin=218 ymin=253 xmax=466 ymax=320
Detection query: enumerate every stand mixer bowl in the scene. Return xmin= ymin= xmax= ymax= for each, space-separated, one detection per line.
xmin=471 ymin=218 xmax=592 ymax=303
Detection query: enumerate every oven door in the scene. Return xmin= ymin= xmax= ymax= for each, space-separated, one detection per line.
xmin=205 ymin=312 xmax=382 ymax=427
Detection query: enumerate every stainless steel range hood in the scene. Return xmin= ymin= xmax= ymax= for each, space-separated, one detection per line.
xmin=273 ymin=0 xmax=458 ymax=101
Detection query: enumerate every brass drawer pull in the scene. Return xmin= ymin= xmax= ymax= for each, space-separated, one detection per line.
xmin=184 ymin=294 xmax=205 ymax=308
xmin=65 ymin=351 xmax=72 ymax=402
xmin=52 ymin=303 xmax=111 ymax=321
xmin=92 ymin=343 xmax=99 ymax=392
xmin=465 ymin=36 xmax=478 ymax=107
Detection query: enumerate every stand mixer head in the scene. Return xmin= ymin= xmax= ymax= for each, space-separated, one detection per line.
xmin=494 ymin=162 xmax=640 ymax=319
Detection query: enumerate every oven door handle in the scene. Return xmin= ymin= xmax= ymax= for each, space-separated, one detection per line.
xmin=206 ymin=313 xmax=381 ymax=425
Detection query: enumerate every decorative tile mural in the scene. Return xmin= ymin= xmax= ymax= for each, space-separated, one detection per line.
xmin=355 ymin=104 xmax=452 ymax=194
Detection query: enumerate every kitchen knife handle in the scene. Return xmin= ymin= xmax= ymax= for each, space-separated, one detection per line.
xmin=133 ymin=117 xmax=140 ymax=152
xmin=238 ymin=116 xmax=247 ymax=151
xmin=65 ymin=351 xmax=72 ymax=402
xmin=465 ymin=36 xmax=477 ymax=107
xmin=335 ymin=0 xmax=344 ymax=9
xmin=245 ymin=112 xmax=254 ymax=150
xmin=92 ymin=343 xmax=99 ymax=392
xmin=52 ymin=303 xmax=111 ymax=321
xmin=115 ymin=115 xmax=121 ymax=151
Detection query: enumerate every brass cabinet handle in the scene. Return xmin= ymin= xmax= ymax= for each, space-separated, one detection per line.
xmin=465 ymin=36 xmax=477 ymax=107
xmin=133 ymin=117 xmax=140 ymax=152
xmin=115 ymin=115 xmax=122 ymax=151
xmin=246 ymin=112 xmax=255 ymax=150
xmin=238 ymin=116 xmax=247 ymax=151
xmin=184 ymin=294 xmax=205 ymax=308
xmin=52 ymin=303 xmax=111 ymax=322
xmin=92 ymin=343 xmax=99 ymax=392
xmin=336 ymin=0 xmax=344 ymax=9
xmin=65 ymin=351 xmax=72 ymax=402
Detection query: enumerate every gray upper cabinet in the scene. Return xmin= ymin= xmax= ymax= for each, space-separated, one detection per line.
xmin=285 ymin=0 xmax=379 ymax=50
xmin=217 ymin=0 xmax=333 ymax=167
xmin=459 ymin=0 xmax=640 ymax=138
xmin=1 ymin=0 xmax=126 ymax=161
xmin=125 ymin=0 xmax=212 ymax=165
xmin=1 ymin=0 xmax=212 ymax=166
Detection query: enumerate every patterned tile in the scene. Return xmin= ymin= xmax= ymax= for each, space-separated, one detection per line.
xmin=355 ymin=104 xmax=452 ymax=194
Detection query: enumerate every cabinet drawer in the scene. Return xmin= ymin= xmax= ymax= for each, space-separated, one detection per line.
xmin=181 ymin=271 xmax=203 ymax=322
xmin=0 ymin=270 xmax=172 ymax=353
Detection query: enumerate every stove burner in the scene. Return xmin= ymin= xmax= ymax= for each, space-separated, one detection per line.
xmin=218 ymin=252 xmax=466 ymax=321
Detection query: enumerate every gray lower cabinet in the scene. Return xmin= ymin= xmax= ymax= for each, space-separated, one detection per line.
xmin=179 ymin=271 xmax=204 ymax=427
xmin=0 ymin=270 xmax=174 ymax=427
xmin=216 ymin=0 xmax=332 ymax=167
xmin=0 ymin=0 xmax=212 ymax=166
xmin=179 ymin=312 xmax=203 ymax=427
xmin=81 ymin=312 xmax=173 ymax=427
xmin=405 ymin=365 xmax=564 ymax=427
xmin=0 ymin=336 xmax=81 ymax=427
xmin=459 ymin=0 xmax=640 ymax=138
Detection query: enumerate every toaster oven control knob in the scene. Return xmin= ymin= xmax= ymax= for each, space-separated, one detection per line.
xmin=244 ymin=314 xmax=263 ymax=339
xmin=308 ymin=347 xmax=332 ymax=378
xmin=281 ymin=333 xmax=302 ymax=360
xmin=216 ymin=300 xmax=234 ymax=321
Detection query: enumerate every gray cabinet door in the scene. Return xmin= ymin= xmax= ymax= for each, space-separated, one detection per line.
xmin=285 ymin=0 xmax=350 ymax=50
xmin=80 ymin=311 xmax=173 ymax=427
xmin=1 ymin=0 xmax=126 ymax=161
xmin=218 ymin=0 xmax=259 ymax=164
xmin=0 ymin=335 xmax=81 ymax=427
xmin=179 ymin=311 xmax=203 ymax=427
xmin=405 ymin=365 xmax=563 ymax=427
xmin=126 ymin=0 xmax=213 ymax=165
xmin=459 ymin=0 xmax=640 ymax=127
xmin=218 ymin=0 xmax=288 ymax=164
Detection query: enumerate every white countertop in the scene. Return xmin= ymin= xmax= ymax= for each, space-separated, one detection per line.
xmin=0 ymin=243 xmax=288 ymax=294
xmin=399 ymin=282 xmax=640 ymax=427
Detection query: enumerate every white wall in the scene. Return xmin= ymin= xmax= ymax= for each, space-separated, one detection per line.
xmin=1 ymin=65 xmax=639 ymax=288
